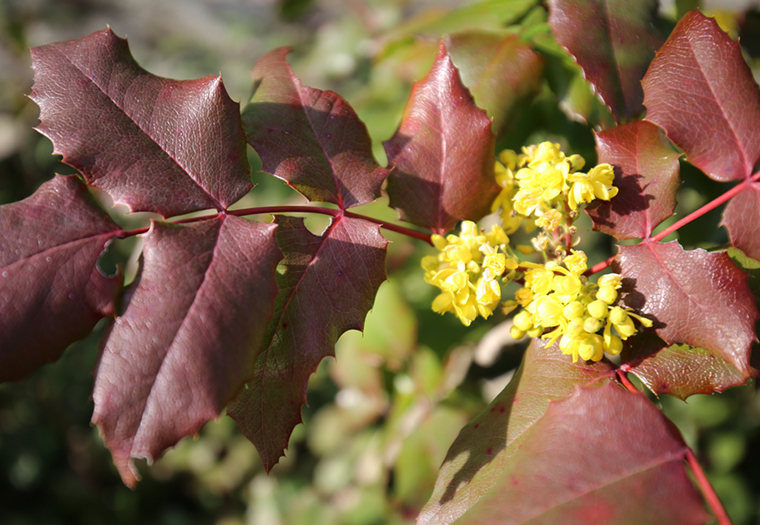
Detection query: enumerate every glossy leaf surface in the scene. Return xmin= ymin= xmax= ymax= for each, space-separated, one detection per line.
xmin=722 ymin=182 xmax=760 ymax=261
xmin=228 ymin=215 xmax=388 ymax=472
xmin=0 ymin=174 xmax=121 ymax=382
xmin=242 ymin=48 xmax=389 ymax=210
xmin=548 ymin=0 xmax=663 ymax=122
xmin=30 ymin=28 xmax=252 ymax=217
xmin=92 ymin=216 xmax=280 ymax=487
xmin=446 ymin=31 xmax=543 ymax=133
xmin=622 ymin=332 xmax=749 ymax=400
xmin=643 ymin=10 xmax=760 ymax=182
xmin=452 ymin=384 xmax=708 ymax=525
xmin=384 ymin=40 xmax=498 ymax=235
xmin=588 ymin=120 xmax=680 ymax=239
xmin=419 ymin=339 xmax=614 ymax=525
xmin=616 ymin=241 xmax=758 ymax=377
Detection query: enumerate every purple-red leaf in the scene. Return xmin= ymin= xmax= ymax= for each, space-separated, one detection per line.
xmin=446 ymin=31 xmax=544 ymax=134
xmin=242 ymin=48 xmax=389 ymax=210
xmin=450 ymin=384 xmax=708 ymax=525
xmin=0 ymin=174 xmax=121 ymax=382
xmin=91 ymin=216 xmax=280 ymax=487
xmin=616 ymin=241 xmax=758 ymax=377
xmin=722 ymin=182 xmax=760 ymax=261
xmin=384 ymin=39 xmax=498 ymax=235
xmin=622 ymin=332 xmax=749 ymax=400
xmin=419 ymin=338 xmax=614 ymax=525
xmin=548 ymin=0 xmax=664 ymax=122
xmin=642 ymin=11 xmax=760 ymax=182
xmin=587 ymin=120 xmax=680 ymax=239
xmin=227 ymin=215 xmax=388 ymax=472
xmin=30 ymin=28 xmax=252 ymax=217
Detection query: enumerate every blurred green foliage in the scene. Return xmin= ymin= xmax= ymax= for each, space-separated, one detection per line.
xmin=2 ymin=0 xmax=760 ymax=523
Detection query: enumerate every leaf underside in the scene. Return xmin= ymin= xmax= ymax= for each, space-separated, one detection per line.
xmin=228 ymin=215 xmax=388 ymax=472
xmin=587 ymin=120 xmax=680 ymax=240
xmin=0 ymin=174 xmax=121 ymax=382
xmin=30 ymin=28 xmax=252 ymax=218
xmin=384 ymin=39 xmax=498 ymax=235
xmin=722 ymin=182 xmax=760 ymax=262
xmin=92 ymin=216 xmax=280 ymax=487
xmin=242 ymin=47 xmax=389 ymax=210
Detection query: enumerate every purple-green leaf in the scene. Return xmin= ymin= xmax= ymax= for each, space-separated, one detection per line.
xmin=0 ymin=174 xmax=121 ymax=382
xmin=384 ymin=39 xmax=499 ymax=235
xmin=242 ymin=48 xmax=389 ymax=210
xmin=616 ymin=241 xmax=758 ymax=377
xmin=419 ymin=338 xmax=614 ymax=525
xmin=92 ymin=216 xmax=280 ymax=487
xmin=622 ymin=332 xmax=749 ymax=400
xmin=30 ymin=28 xmax=252 ymax=217
xmin=451 ymin=383 xmax=708 ymax=525
xmin=587 ymin=120 xmax=680 ymax=239
xmin=228 ymin=215 xmax=388 ymax=472
xmin=446 ymin=31 xmax=544 ymax=134
xmin=642 ymin=10 xmax=760 ymax=182
xmin=548 ymin=0 xmax=664 ymax=122
xmin=722 ymin=182 xmax=760 ymax=261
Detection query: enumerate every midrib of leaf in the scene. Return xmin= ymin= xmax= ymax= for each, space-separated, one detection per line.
xmin=1 ymin=230 xmax=118 ymax=271
xmin=601 ymin=0 xmax=625 ymax=116
xmin=56 ymin=47 xmax=225 ymax=211
xmin=131 ymin=218 xmax=224 ymax=450
xmin=436 ymin=67 xmax=448 ymax=234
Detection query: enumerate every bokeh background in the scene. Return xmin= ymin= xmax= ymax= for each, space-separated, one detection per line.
xmin=2 ymin=0 xmax=760 ymax=523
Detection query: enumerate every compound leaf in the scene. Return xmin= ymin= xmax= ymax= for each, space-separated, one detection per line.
xmin=419 ymin=338 xmax=614 ymax=525
xmin=384 ymin=39 xmax=498 ymax=235
xmin=642 ymin=11 xmax=760 ymax=182
xmin=242 ymin=48 xmax=389 ymax=210
xmin=587 ymin=120 xmax=680 ymax=239
xmin=622 ymin=332 xmax=749 ymax=400
xmin=92 ymin=216 xmax=280 ymax=487
xmin=548 ymin=0 xmax=664 ymax=122
xmin=722 ymin=182 xmax=760 ymax=261
xmin=451 ymin=384 xmax=708 ymax=525
xmin=616 ymin=241 xmax=758 ymax=377
xmin=0 ymin=174 xmax=121 ymax=382
xmin=30 ymin=28 xmax=252 ymax=218
xmin=228 ymin=215 xmax=388 ymax=472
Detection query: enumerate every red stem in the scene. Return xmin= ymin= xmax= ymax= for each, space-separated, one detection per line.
xmin=686 ymin=448 xmax=733 ymax=525
xmin=616 ymin=370 xmax=639 ymax=393
xmin=119 ymin=205 xmax=433 ymax=245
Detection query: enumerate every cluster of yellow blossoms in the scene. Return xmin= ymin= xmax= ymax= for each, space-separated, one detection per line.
xmin=423 ymin=142 xmax=652 ymax=363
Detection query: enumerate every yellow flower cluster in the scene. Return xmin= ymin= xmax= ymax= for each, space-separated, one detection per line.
xmin=422 ymin=141 xmax=652 ymax=363
xmin=422 ymin=221 xmax=518 ymax=326
xmin=508 ymin=253 xmax=653 ymax=362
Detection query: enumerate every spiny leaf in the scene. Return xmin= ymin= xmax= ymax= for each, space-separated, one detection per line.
xmin=384 ymin=39 xmax=498 ymax=235
xmin=92 ymin=216 xmax=280 ymax=487
xmin=615 ymin=241 xmax=758 ymax=377
xmin=548 ymin=0 xmax=663 ymax=122
xmin=418 ymin=338 xmax=614 ymax=525
xmin=722 ymin=182 xmax=760 ymax=261
xmin=622 ymin=332 xmax=749 ymax=400
xmin=227 ymin=215 xmax=388 ymax=472
xmin=450 ymin=384 xmax=708 ymax=525
xmin=587 ymin=120 xmax=680 ymax=239
xmin=446 ymin=31 xmax=544 ymax=133
xmin=642 ymin=10 xmax=760 ymax=182
xmin=242 ymin=48 xmax=389 ymax=210
xmin=30 ymin=28 xmax=252 ymax=218
xmin=0 ymin=174 xmax=121 ymax=382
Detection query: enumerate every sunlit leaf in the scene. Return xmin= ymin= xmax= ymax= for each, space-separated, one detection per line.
xmin=242 ymin=48 xmax=389 ymax=210
xmin=548 ymin=0 xmax=663 ymax=122
xmin=643 ymin=10 xmax=760 ymax=181
xmin=30 ymin=28 xmax=252 ymax=217
xmin=616 ymin=241 xmax=758 ymax=377
xmin=92 ymin=216 xmax=280 ymax=487
xmin=587 ymin=120 xmax=680 ymax=239
xmin=0 ymin=174 xmax=121 ymax=382
xmin=384 ymin=40 xmax=498 ymax=235
xmin=228 ymin=215 xmax=388 ymax=472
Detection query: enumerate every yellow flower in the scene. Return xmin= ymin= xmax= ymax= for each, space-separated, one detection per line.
xmin=567 ymin=163 xmax=618 ymax=210
xmin=564 ymin=250 xmax=587 ymax=275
